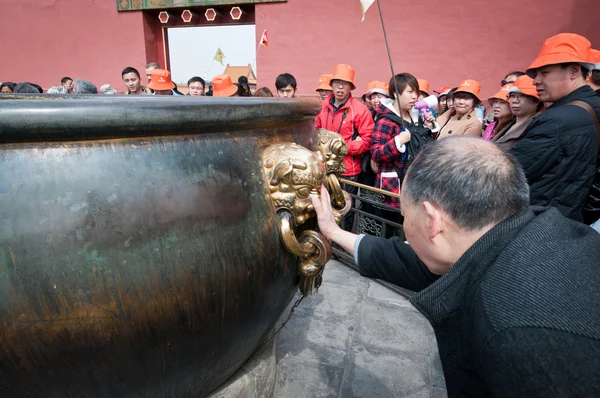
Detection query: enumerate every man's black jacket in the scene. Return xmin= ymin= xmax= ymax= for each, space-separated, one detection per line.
xmin=510 ymin=86 xmax=600 ymax=222
xmin=357 ymin=207 xmax=600 ymax=397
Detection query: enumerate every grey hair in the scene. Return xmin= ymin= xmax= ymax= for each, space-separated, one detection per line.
xmin=402 ymin=137 xmax=530 ymax=231
xmin=47 ymin=86 xmax=68 ymax=94
xmin=73 ymin=79 xmax=98 ymax=94
xmin=145 ymin=62 xmax=160 ymax=70
xmin=99 ymin=84 xmax=117 ymax=95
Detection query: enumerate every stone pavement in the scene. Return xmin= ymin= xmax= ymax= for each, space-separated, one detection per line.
xmin=274 ymin=260 xmax=447 ymax=398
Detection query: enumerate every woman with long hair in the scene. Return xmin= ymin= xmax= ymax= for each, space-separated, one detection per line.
xmin=483 ymin=84 xmax=513 ymax=141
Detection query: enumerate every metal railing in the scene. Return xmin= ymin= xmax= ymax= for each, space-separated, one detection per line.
xmin=332 ymin=178 xmax=415 ymax=299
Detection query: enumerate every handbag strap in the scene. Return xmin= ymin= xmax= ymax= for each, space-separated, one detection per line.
xmin=566 ymin=100 xmax=600 ymax=154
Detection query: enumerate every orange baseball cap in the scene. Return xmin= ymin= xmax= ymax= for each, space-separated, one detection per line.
xmin=212 ymin=74 xmax=238 ymax=97
xmin=329 ymin=64 xmax=356 ymax=90
xmin=454 ymin=79 xmax=481 ymax=101
xmin=316 ymin=74 xmax=333 ymax=91
xmin=508 ymin=75 xmax=539 ymax=99
xmin=488 ymin=84 xmax=513 ymax=106
xmin=364 ymin=81 xmax=389 ymax=97
xmin=434 ymin=86 xmax=452 ymax=95
xmin=526 ymin=33 xmax=595 ymax=78
xmin=590 ymin=49 xmax=600 ymax=71
xmin=147 ymin=69 xmax=176 ymax=91
xmin=417 ymin=79 xmax=430 ymax=94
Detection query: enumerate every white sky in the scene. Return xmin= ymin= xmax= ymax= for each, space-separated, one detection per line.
xmin=168 ymin=25 xmax=257 ymax=84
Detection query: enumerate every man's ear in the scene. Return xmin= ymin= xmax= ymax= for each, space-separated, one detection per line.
xmin=570 ymin=64 xmax=584 ymax=79
xmin=423 ymin=201 xmax=443 ymax=241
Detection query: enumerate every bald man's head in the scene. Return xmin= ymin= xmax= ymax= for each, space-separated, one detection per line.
xmin=403 ymin=137 xmax=530 ymax=230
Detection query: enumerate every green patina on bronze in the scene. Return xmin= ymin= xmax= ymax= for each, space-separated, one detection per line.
xmin=117 ymin=0 xmax=286 ymax=12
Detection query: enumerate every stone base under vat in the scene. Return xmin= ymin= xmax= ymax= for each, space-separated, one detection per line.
xmin=207 ymin=335 xmax=277 ymax=398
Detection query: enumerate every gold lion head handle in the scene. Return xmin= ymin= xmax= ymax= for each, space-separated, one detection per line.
xmin=262 ymin=131 xmax=349 ymax=296
xmin=314 ymin=129 xmax=350 ymax=211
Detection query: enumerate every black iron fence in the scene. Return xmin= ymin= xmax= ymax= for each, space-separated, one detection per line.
xmin=332 ymin=178 xmax=415 ymax=299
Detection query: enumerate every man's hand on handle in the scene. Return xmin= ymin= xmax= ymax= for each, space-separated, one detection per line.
xmin=312 ymin=185 xmax=359 ymax=255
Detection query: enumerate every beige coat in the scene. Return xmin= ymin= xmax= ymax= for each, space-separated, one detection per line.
xmin=436 ymin=109 xmax=482 ymax=140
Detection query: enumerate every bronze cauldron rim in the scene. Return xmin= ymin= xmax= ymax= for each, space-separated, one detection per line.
xmin=0 ymin=95 xmax=321 ymax=143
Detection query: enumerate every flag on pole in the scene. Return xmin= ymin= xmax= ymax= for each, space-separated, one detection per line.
xmin=360 ymin=0 xmax=375 ymax=21
xmin=214 ymin=48 xmax=226 ymax=66
xmin=260 ymin=29 xmax=269 ymax=47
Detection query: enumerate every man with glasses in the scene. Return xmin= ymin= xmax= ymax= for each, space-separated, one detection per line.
xmin=315 ymin=64 xmax=374 ymax=231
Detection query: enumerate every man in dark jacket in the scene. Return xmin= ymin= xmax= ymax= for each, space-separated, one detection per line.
xmin=312 ymin=137 xmax=600 ymax=397
xmin=509 ymin=33 xmax=600 ymax=223
xmin=583 ymin=50 xmax=600 ymax=224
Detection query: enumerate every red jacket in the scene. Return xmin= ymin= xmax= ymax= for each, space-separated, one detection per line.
xmin=315 ymin=94 xmax=374 ymax=176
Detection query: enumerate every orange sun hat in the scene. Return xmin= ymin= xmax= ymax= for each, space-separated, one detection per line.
xmin=315 ymin=74 xmax=333 ymax=91
xmin=364 ymin=81 xmax=389 ymax=97
xmin=509 ymin=75 xmax=539 ymax=99
xmin=526 ymin=33 xmax=595 ymax=77
xmin=417 ymin=79 xmax=430 ymax=95
xmin=212 ymin=74 xmax=238 ymax=97
xmin=434 ymin=86 xmax=452 ymax=96
xmin=488 ymin=83 xmax=513 ymax=106
xmin=454 ymin=79 xmax=482 ymax=101
xmin=329 ymin=64 xmax=356 ymax=90
xmin=147 ymin=69 xmax=176 ymax=91
xmin=590 ymin=49 xmax=600 ymax=71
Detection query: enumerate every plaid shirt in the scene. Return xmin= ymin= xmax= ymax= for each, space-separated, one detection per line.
xmin=370 ymin=104 xmax=406 ymax=208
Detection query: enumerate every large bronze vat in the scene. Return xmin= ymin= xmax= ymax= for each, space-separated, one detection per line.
xmin=0 ymin=95 xmax=348 ymax=397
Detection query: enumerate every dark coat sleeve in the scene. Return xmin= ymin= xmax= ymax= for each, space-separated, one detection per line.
xmin=356 ymin=235 xmax=439 ymax=292
xmin=510 ymin=115 xmax=561 ymax=186
xmin=478 ymin=328 xmax=600 ymax=397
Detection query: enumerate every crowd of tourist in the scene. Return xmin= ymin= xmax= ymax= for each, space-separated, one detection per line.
xmin=0 ymin=62 xmax=278 ymax=97
xmin=312 ymin=33 xmax=600 ymax=230
xmin=1 ymin=32 xmax=599 ymax=228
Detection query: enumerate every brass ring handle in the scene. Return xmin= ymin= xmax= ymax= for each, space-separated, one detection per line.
xmin=327 ymin=173 xmax=346 ymax=210
xmin=336 ymin=190 xmax=352 ymax=216
xmin=278 ymin=211 xmax=316 ymax=259
xmin=298 ymin=230 xmax=331 ymax=272
xmin=277 ymin=211 xmax=332 ymax=296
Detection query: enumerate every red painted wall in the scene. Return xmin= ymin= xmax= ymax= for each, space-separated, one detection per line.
xmin=2 ymin=0 xmax=598 ymax=98
xmin=255 ymin=0 xmax=600 ymax=100
xmin=0 ymin=0 xmax=156 ymax=92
